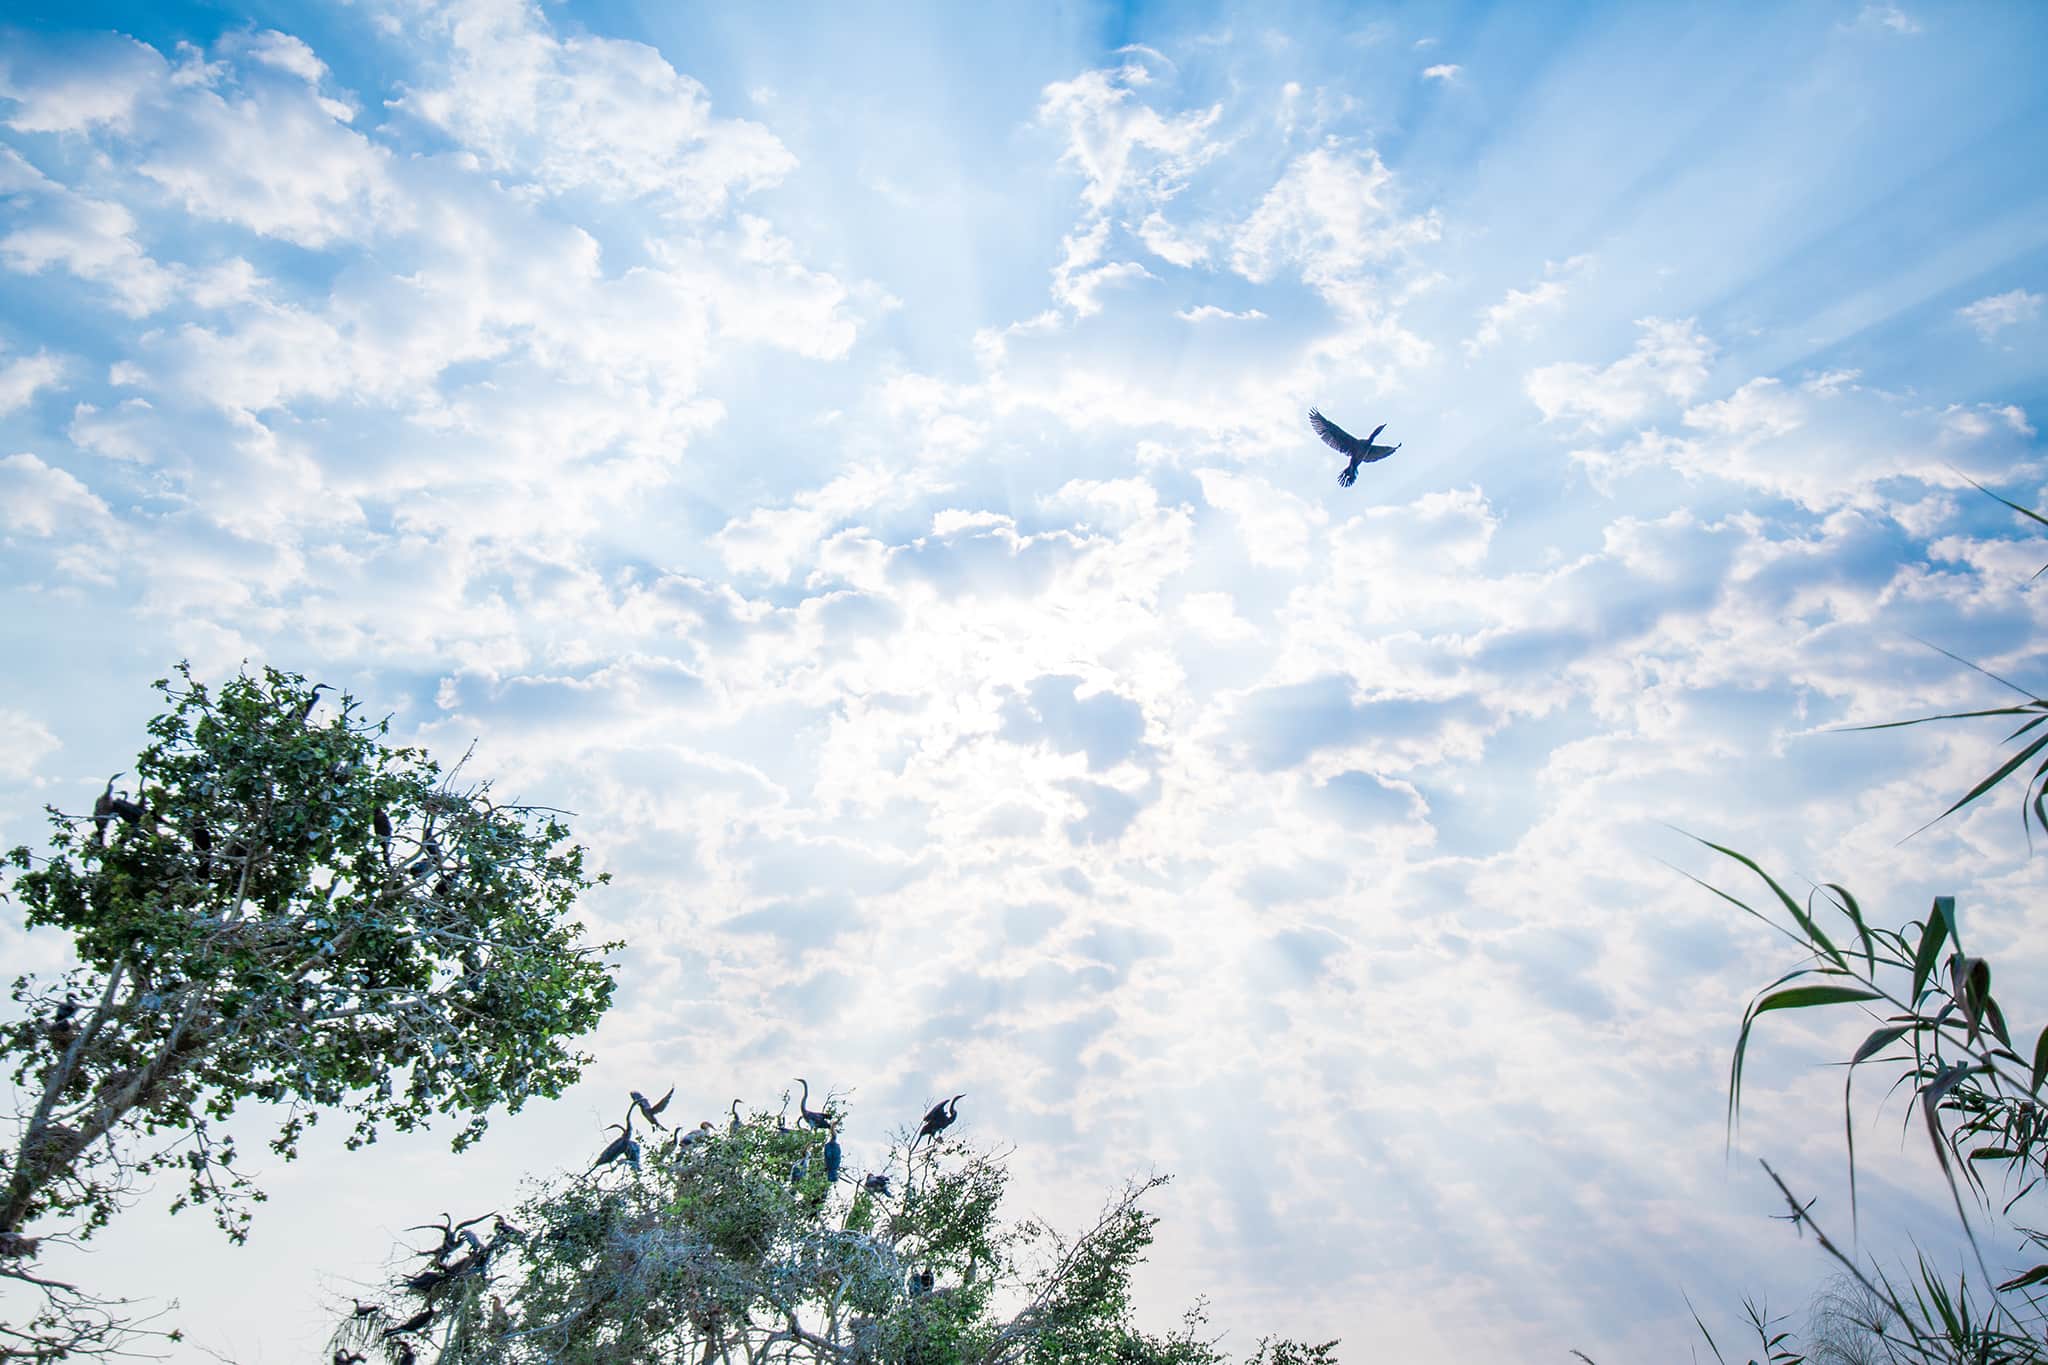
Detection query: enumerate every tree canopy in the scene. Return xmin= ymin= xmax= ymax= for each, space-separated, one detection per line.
xmin=1 ymin=664 xmax=619 ymax=1360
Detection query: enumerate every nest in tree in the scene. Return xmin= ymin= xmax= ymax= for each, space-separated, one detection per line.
xmin=0 ymin=1231 xmax=40 ymax=1259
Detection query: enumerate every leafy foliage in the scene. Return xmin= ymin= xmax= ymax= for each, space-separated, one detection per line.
xmin=338 ymin=1096 xmax=1340 ymax=1365
xmin=1684 ymin=478 xmax=2048 ymax=1364
xmin=0 ymin=664 xmax=619 ymax=1360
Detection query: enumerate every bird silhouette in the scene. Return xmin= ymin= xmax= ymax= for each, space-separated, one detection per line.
xmin=823 ymin=1125 xmax=842 ymax=1184
xmin=296 ymin=683 xmax=333 ymax=724
xmin=591 ymin=1121 xmax=640 ymax=1172
xmin=911 ymin=1094 xmax=964 ymax=1153
xmin=1308 ymin=408 xmax=1401 ymax=486
xmin=630 ymin=1086 xmax=674 ymax=1129
xmin=373 ymin=807 xmax=392 ymax=865
xmin=795 ymin=1077 xmax=832 ymax=1130
xmin=863 ymin=1173 xmax=892 ymax=1196
xmin=92 ymin=774 xmax=122 ymax=845
xmin=729 ymin=1098 xmax=743 ymax=1136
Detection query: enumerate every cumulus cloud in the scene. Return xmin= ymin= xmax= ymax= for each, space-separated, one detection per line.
xmin=1525 ymin=316 xmax=1715 ymax=432
xmin=1421 ymin=64 xmax=1462 ymax=82
xmin=0 ymin=347 xmax=65 ymax=416
xmin=396 ymin=0 xmax=796 ymax=216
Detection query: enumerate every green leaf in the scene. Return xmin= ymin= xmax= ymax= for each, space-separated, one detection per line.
xmin=1910 ymin=900 xmax=1952 ymax=1003
xmin=2031 ymin=1025 xmax=2048 ymax=1096
xmin=1695 ymin=836 xmax=1848 ymax=969
xmin=1852 ymin=1025 xmax=1911 ymax=1064
xmin=1996 ymin=1263 xmax=2048 ymax=1293
xmin=1755 ymin=984 xmax=1881 ymax=1014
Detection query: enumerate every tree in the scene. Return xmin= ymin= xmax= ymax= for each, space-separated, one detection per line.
xmin=0 ymin=664 xmax=620 ymax=1360
xmin=335 ymin=1094 xmax=1341 ymax=1365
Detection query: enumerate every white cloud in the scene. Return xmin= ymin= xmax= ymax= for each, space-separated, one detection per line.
xmin=0 ymin=451 xmax=115 ymax=543
xmin=0 ymin=149 xmax=182 ymax=315
xmin=1524 ymin=316 xmax=1715 ymax=432
xmin=1957 ymin=288 xmax=2041 ymax=341
xmin=0 ymin=707 xmax=59 ymax=778
xmin=0 ymin=348 xmax=65 ymax=416
xmin=0 ymin=33 xmax=167 ymax=132
xmin=1857 ymin=3 xmax=1923 ymax=35
xmin=1230 ymin=146 xmax=1441 ymax=310
xmin=1176 ymin=304 xmax=1267 ymax=323
xmin=397 ymin=0 xmax=796 ymax=216
xmin=1465 ymin=279 xmax=1567 ymax=356
xmin=1421 ymin=64 xmax=1462 ymax=82
xmin=1037 ymin=62 xmax=1223 ymax=214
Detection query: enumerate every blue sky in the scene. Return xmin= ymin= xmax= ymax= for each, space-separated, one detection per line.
xmin=2 ymin=0 xmax=2046 ymax=1359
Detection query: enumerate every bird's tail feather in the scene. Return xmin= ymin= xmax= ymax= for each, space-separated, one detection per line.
xmin=1338 ymin=466 xmax=1357 ymax=487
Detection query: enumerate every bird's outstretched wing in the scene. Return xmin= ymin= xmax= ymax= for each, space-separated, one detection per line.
xmin=1308 ymin=407 xmax=1365 ymax=458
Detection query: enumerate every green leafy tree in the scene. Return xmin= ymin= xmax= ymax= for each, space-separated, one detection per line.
xmin=0 ymin=665 xmax=619 ymax=1360
xmin=336 ymin=1095 xmax=1340 ymax=1365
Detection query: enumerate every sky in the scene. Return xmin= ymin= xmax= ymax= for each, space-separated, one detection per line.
xmin=1 ymin=0 xmax=2046 ymax=1359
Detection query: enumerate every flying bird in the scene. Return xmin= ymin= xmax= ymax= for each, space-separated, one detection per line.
xmin=631 ymin=1087 xmax=674 ymax=1129
xmin=1308 ymin=408 xmax=1401 ymax=486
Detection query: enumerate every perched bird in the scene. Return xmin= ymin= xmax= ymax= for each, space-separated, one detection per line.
xmin=729 ymin=1098 xmax=743 ymax=1136
xmin=373 ymin=807 xmax=393 ymax=865
xmin=384 ymin=1306 xmax=434 ymax=1337
xmin=591 ymin=1121 xmax=640 ymax=1172
xmin=795 ymin=1077 xmax=832 ymax=1130
xmin=92 ymin=774 xmax=122 ymax=846
xmin=863 ymin=1173 xmax=892 ymax=1197
xmin=47 ymin=994 xmax=80 ymax=1050
xmin=107 ymin=792 xmax=146 ymax=827
xmin=350 ymin=1299 xmax=381 ymax=1319
xmin=823 ymin=1126 xmax=842 ymax=1184
xmin=492 ymin=1215 xmax=527 ymax=1244
xmin=911 ymin=1095 xmax=964 ymax=1152
xmin=790 ymin=1156 xmax=808 ymax=1186
xmin=189 ymin=817 xmax=213 ymax=872
xmin=908 ymin=1268 xmax=935 ymax=1297
xmin=296 ymin=683 xmax=333 ymax=724
xmin=675 ymin=1120 xmax=715 ymax=1153
xmin=631 ymin=1086 xmax=674 ymax=1129
xmin=1308 ymin=408 xmax=1401 ymax=486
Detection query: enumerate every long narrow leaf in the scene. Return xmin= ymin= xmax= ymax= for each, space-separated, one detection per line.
xmin=1694 ymin=835 xmax=1849 ymax=969
xmin=1910 ymin=902 xmax=1952 ymax=1003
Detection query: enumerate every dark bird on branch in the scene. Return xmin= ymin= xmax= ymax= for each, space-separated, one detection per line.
xmin=729 ymin=1098 xmax=743 ymax=1136
xmin=93 ymin=773 xmax=121 ymax=845
xmin=385 ymin=1307 xmax=434 ymax=1337
xmin=911 ymin=1094 xmax=963 ymax=1152
xmin=823 ymin=1126 xmax=842 ymax=1184
xmin=350 ymin=1299 xmax=381 ymax=1319
xmin=492 ymin=1215 xmax=526 ymax=1243
xmin=107 ymin=792 xmax=145 ymax=827
xmin=47 ymin=994 xmax=79 ymax=1050
xmin=296 ymin=683 xmax=333 ymax=724
xmin=1308 ymin=408 xmax=1401 ymax=486
xmin=189 ymin=816 xmax=212 ymax=871
xmin=863 ymin=1173 xmax=892 ymax=1196
xmin=373 ymin=807 xmax=392 ymax=865
xmin=795 ymin=1077 xmax=832 ymax=1130
xmin=675 ymin=1120 xmax=715 ymax=1154
xmin=631 ymin=1086 xmax=674 ymax=1129
xmin=591 ymin=1121 xmax=640 ymax=1172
